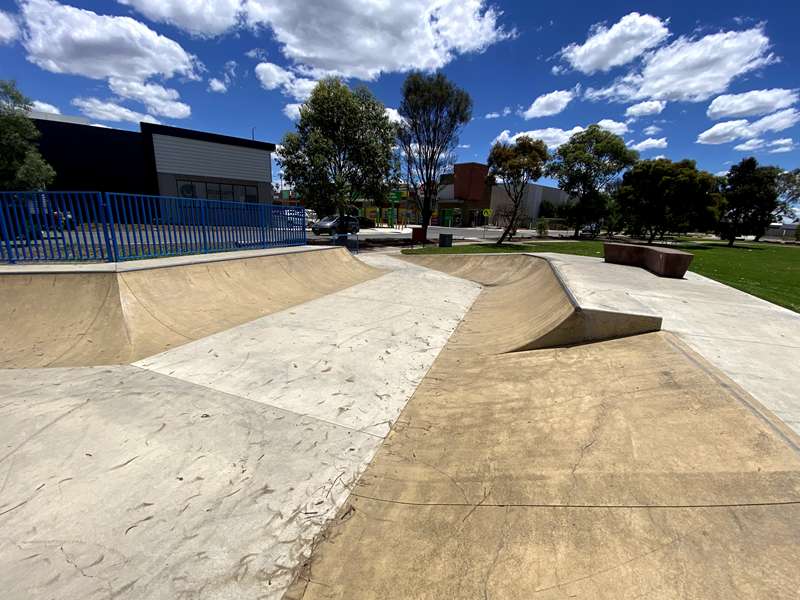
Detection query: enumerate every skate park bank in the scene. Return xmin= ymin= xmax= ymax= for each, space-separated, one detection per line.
xmin=1 ymin=247 xmax=800 ymax=599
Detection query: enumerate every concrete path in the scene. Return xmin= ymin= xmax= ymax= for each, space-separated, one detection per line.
xmin=0 ymin=255 xmax=480 ymax=599
xmin=537 ymin=253 xmax=800 ymax=433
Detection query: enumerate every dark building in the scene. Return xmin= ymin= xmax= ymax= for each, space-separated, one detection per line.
xmin=33 ymin=116 xmax=276 ymax=203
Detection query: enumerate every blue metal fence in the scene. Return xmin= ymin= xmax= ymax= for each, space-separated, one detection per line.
xmin=0 ymin=191 xmax=306 ymax=263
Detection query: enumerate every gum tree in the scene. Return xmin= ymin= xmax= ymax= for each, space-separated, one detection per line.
xmin=397 ymin=72 xmax=472 ymax=240
xmin=717 ymin=157 xmax=781 ymax=246
xmin=616 ymin=158 xmax=719 ymax=243
xmin=279 ymin=78 xmax=395 ymax=225
xmin=487 ymin=135 xmax=548 ymax=245
xmin=546 ymin=124 xmax=638 ymax=238
xmin=0 ymin=80 xmax=55 ymax=190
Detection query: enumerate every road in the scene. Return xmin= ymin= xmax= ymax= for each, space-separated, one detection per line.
xmin=308 ymin=225 xmax=574 ymax=242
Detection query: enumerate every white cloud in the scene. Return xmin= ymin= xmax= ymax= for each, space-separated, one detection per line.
xmin=485 ymin=106 xmax=511 ymax=119
xmin=385 ymin=108 xmax=404 ymax=124
xmin=586 ymin=27 xmax=776 ymax=103
xmin=245 ymin=47 xmax=267 ymax=60
xmin=697 ymin=108 xmax=800 ymax=144
xmin=707 ymin=88 xmax=798 ymax=120
xmin=244 ymin=0 xmax=514 ymax=80
xmin=769 ymin=139 xmax=796 ymax=154
xmin=749 ymin=108 xmax=800 ymax=135
xmin=643 ymin=124 xmax=662 ymax=135
xmin=30 ymin=100 xmax=60 ymax=114
xmin=283 ymin=103 xmax=301 ymax=121
xmin=117 ymin=0 xmax=242 ymax=37
xmin=596 ymin=119 xmax=629 ymax=136
xmin=0 ymin=9 xmax=18 ymax=44
xmin=559 ymin=12 xmax=669 ymax=74
xmin=72 ymin=97 xmax=160 ymax=124
xmin=254 ymin=61 xmax=316 ymax=101
xmin=208 ymin=78 xmax=227 ymax=93
xmin=207 ymin=60 xmax=237 ymax=93
xmin=522 ymin=88 xmax=577 ymax=119
xmin=696 ymin=119 xmax=751 ymax=144
xmin=458 ymin=144 xmax=471 ymax=149
xmin=733 ymin=138 xmax=765 ymax=151
xmin=652 ymin=154 xmax=667 ymax=160
xmin=625 ymin=100 xmax=666 ymax=118
xmin=21 ymin=0 xmax=199 ymax=82
xmin=108 ymin=77 xmax=190 ymax=118
xmin=493 ymin=126 xmax=584 ymax=149
xmin=629 ymin=137 xmax=668 ymax=151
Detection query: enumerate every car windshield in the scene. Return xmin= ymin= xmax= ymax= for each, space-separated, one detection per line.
xmin=319 ymin=216 xmax=338 ymax=224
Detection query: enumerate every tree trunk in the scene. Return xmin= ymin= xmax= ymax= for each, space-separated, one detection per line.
xmin=496 ymin=204 xmax=518 ymax=246
xmin=648 ymin=230 xmax=656 ymax=244
xmin=420 ymin=195 xmax=432 ymax=244
xmin=727 ymin=235 xmax=735 ymax=247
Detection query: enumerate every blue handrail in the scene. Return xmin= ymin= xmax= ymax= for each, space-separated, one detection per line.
xmin=0 ymin=191 xmax=306 ymax=263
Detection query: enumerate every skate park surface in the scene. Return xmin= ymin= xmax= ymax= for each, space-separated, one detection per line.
xmin=1 ymin=247 xmax=799 ymax=599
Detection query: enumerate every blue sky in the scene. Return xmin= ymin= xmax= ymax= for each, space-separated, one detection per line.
xmin=1 ymin=0 xmax=798 ymax=182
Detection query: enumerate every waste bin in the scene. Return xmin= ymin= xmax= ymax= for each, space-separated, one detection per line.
xmin=439 ymin=233 xmax=453 ymax=248
xmin=411 ymin=227 xmax=426 ymax=244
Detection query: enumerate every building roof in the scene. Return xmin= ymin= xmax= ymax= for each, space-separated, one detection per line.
xmin=140 ymin=123 xmax=276 ymax=152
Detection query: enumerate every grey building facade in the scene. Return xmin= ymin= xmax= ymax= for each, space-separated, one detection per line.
xmin=33 ymin=117 xmax=275 ymax=203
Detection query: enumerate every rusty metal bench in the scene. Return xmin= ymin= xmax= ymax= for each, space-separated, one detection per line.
xmin=603 ymin=242 xmax=693 ymax=278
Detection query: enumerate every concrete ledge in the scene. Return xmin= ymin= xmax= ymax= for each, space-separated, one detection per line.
xmin=604 ymin=242 xmax=693 ymax=278
xmin=0 ymin=245 xmax=332 ymax=274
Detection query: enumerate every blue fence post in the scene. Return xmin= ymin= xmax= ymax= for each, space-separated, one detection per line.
xmin=100 ymin=192 xmax=118 ymax=262
xmin=200 ymin=199 xmax=208 ymax=253
xmin=0 ymin=198 xmax=16 ymax=264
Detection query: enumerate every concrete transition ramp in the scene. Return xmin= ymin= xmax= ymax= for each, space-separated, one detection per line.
xmin=0 ymin=247 xmax=381 ymax=368
xmin=403 ymin=253 xmax=661 ymax=353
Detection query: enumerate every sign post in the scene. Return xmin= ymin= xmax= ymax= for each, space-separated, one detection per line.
xmin=482 ymin=208 xmax=493 ymax=239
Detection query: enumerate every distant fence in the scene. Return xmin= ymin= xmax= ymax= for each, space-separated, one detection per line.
xmin=0 ymin=191 xmax=306 ymax=263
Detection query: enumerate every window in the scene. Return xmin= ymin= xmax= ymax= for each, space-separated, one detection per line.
xmin=174 ymin=179 xmax=260 ymax=202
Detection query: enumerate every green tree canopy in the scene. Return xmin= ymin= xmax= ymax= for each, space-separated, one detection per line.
xmin=278 ymin=78 xmax=396 ymax=221
xmin=717 ymin=157 xmax=781 ymax=246
xmin=397 ymin=72 xmax=472 ymax=239
xmin=487 ymin=135 xmax=548 ymax=245
xmin=777 ymin=168 xmax=800 ymax=222
xmin=616 ymin=158 xmax=719 ymax=243
xmin=546 ymin=124 xmax=638 ymax=237
xmin=0 ymin=80 xmax=55 ymax=190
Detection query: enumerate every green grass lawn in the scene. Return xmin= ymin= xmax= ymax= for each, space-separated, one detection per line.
xmin=402 ymin=240 xmax=800 ymax=313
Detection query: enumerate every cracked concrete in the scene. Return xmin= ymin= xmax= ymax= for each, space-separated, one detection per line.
xmin=286 ymin=256 xmax=800 ymax=600
xmin=0 ymin=251 xmax=480 ymax=600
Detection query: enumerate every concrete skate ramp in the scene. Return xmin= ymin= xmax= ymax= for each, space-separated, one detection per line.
xmin=403 ymin=253 xmax=661 ymax=353
xmin=0 ymin=247 xmax=380 ymax=368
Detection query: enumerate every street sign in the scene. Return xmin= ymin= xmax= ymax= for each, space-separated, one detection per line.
xmin=482 ymin=208 xmax=493 ymax=217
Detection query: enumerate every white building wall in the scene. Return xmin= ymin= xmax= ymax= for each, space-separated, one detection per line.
xmin=152 ymin=134 xmax=271 ymax=182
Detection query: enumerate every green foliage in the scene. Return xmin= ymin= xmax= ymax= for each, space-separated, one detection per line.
xmin=0 ymin=80 xmax=56 ymax=190
xmin=717 ymin=157 xmax=781 ymax=246
xmin=487 ymin=135 xmax=548 ymax=244
xmin=777 ymin=168 xmax=800 ymax=221
xmin=397 ymin=72 xmax=472 ymax=237
xmin=278 ymin=78 xmax=395 ymax=219
xmin=616 ymin=158 xmax=719 ymax=243
xmin=546 ymin=124 xmax=638 ymax=237
xmin=536 ymin=218 xmax=549 ymax=238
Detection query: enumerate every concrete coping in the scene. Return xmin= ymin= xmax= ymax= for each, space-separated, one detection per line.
xmin=0 ymin=245 xmax=336 ymax=274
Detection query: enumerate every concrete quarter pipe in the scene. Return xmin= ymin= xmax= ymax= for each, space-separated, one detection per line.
xmin=403 ymin=253 xmax=662 ymax=352
xmin=0 ymin=247 xmax=381 ymax=368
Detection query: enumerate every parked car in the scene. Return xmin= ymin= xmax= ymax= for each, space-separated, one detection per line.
xmin=305 ymin=209 xmax=318 ymax=225
xmin=357 ymin=216 xmax=375 ymax=229
xmin=579 ymin=223 xmax=600 ymax=239
xmin=312 ymin=215 xmax=360 ymax=235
